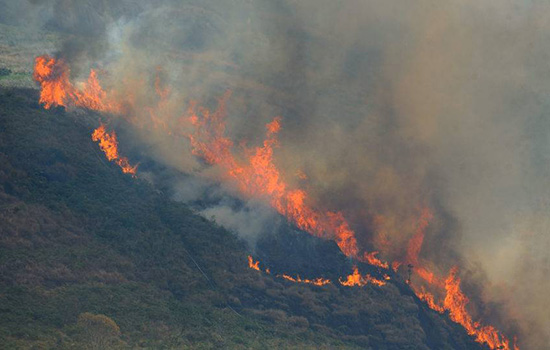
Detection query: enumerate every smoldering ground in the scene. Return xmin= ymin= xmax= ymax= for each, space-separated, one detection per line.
xmin=4 ymin=0 xmax=550 ymax=348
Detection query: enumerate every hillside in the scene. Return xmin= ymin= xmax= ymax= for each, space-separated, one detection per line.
xmin=0 ymin=87 xmax=489 ymax=350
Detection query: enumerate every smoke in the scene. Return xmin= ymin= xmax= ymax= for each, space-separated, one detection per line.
xmin=5 ymin=0 xmax=550 ymax=348
xmin=171 ymin=175 xmax=282 ymax=246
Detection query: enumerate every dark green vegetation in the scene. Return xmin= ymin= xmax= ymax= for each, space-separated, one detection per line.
xmin=0 ymin=88 xmax=486 ymax=349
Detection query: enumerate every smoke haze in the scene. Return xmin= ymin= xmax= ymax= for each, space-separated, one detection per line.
xmin=4 ymin=0 xmax=550 ymax=348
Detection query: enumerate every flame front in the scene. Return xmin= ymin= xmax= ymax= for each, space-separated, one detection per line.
xmin=33 ymin=55 xmax=120 ymax=113
xmin=33 ymin=56 xmax=521 ymax=350
xmin=34 ymin=56 xmax=135 ymax=176
xmin=247 ymin=257 xmax=379 ymax=287
xmin=443 ymin=267 xmax=518 ymax=350
xmin=33 ymin=55 xmax=73 ymax=109
xmin=339 ymin=266 xmax=386 ymax=287
xmin=363 ymin=251 xmax=389 ymax=269
xmin=188 ymin=97 xmax=359 ymax=257
xmin=92 ymin=124 xmax=137 ymax=176
xmin=187 ymin=95 xmax=518 ymax=350
xmin=280 ymin=274 xmax=331 ymax=286
xmin=402 ymin=211 xmax=517 ymax=350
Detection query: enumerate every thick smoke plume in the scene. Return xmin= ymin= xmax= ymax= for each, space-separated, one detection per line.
xmin=5 ymin=0 xmax=550 ymax=348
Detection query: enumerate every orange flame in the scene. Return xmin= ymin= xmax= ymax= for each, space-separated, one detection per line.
xmin=402 ymin=207 xmax=440 ymax=285
xmin=280 ymin=274 xmax=331 ymax=286
xmin=415 ymin=285 xmax=445 ymax=313
xmin=247 ymin=255 xmax=260 ymax=271
xmin=339 ymin=266 xmax=386 ymax=287
xmin=188 ymin=97 xmax=521 ymax=348
xmin=391 ymin=261 xmax=402 ymax=272
xmin=188 ymin=96 xmax=359 ymax=257
xmin=33 ymin=55 xmax=520 ymax=349
xmin=33 ymin=55 xmax=73 ymax=109
xmin=246 ymin=256 xmax=330 ymax=285
xmin=363 ymin=251 xmax=389 ymax=269
xmin=399 ymin=209 xmax=519 ymax=349
xmin=406 ymin=207 xmax=433 ymax=265
xmin=33 ymin=55 xmax=120 ymax=113
xmin=443 ymin=267 xmax=518 ymax=350
xmin=91 ymin=124 xmax=137 ymax=176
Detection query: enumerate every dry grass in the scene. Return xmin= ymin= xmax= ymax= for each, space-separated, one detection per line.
xmin=0 ymin=22 xmax=60 ymax=88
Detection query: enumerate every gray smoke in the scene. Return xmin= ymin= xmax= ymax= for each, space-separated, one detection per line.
xmin=4 ymin=0 xmax=550 ymax=348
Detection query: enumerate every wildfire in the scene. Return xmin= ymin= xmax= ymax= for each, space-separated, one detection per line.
xmin=33 ymin=55 xmax=73 ymax=109
xmin=33 ymin=55 xmax=120 ymax=113
xmin=92 ymin=124 xmax=137 ymax=176
xmin=399 ymin=209 xmax=519 ymax=350
xmin=34 ymin=56 xmax=135 ymax=176
xmin=415 ymin=286 xmax=445 ymax=313
xmin=33 ymin=55 xmax=520 ymax=349
xmin=247 ymin=255 xmax=260 ymax=271
xmin=188 ymin=97 xmax=359 ymax=257
xmin=405 ymin=207 xmax=437 ymax=284
xmin=339 ymin=266 xmax=386 ymax=287
xmin=363 ymin=251 xmax=389 ymax=269
xmin=443 ymin=267 xmax=518 ymax=350
xmin=186 ymin=95 xmax=519 ymax=349
xmin=280 ymin=274 xmax=331 ymax=286
xmin=247 ymin=256 xmax=330 ymax=286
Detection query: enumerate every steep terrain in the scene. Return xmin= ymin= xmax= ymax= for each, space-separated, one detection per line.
xmin=0 ymin=87 xmax=488 ymax=349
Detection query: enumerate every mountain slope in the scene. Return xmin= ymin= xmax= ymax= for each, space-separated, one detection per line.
xmin=0 ymin=87 xmax=485 ymax=350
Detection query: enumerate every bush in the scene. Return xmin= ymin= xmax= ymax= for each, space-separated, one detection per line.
xmin=0 ymin=67 xmax=12 ymax=77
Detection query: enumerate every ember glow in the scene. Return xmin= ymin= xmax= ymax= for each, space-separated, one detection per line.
xmin=92 ymin=124 xmax=137 ymax=176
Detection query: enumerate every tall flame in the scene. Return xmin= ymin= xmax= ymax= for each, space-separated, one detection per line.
xmin=34 ymin=56 xmax=135 ymax=176
xmin=33 ymin=55 xmax=120 ymax=113
xmin=188 ymin=96 xmax=359 ymax=257
xmin=187 ymin=95 xmax=519 ymax=349
xmin=92 ymin=124 xmax=137 ymax=176
xmin=443 ymin=267 xmax=518 ymax=350
xmin=405 ymin=207 xmax=436 ymax=284
xmin=394 ymin=208 xmax=519 ymax=350
xmin=414 ymin=285 xmax=445 ymax=313
xmin=33 ymin=55 xmax=74 ymax=109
